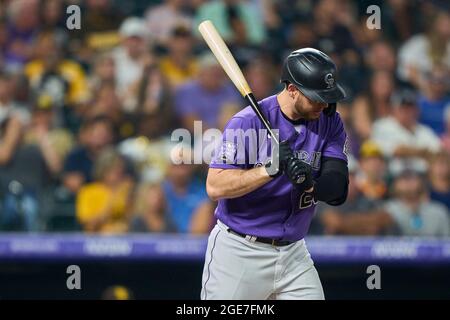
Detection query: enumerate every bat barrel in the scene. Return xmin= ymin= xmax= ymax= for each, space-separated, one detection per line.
xmin=198 ymin=20 xmax=278 ymax=145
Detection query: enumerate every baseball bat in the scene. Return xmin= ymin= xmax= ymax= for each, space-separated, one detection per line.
xmin=198 ymin=20 xmax=279 ymax=145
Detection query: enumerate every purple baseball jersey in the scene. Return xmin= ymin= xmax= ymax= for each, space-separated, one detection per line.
xmin=209 ymin=94 xmax=349 ymax=242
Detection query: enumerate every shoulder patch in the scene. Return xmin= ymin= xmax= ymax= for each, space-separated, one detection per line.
xmin=343 ymin=137 xmax=350 ymax=157
xmin=218 ymin=141 xmax=237 ymax=163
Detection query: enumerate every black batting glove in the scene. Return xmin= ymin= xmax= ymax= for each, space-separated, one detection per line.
xmin=323 ymin=103 xmax=336 ymax=117
xmin=285 ymin=157 xmax=314 ymax=192
xmin=265 ymin=140 xmax=293 ymax=178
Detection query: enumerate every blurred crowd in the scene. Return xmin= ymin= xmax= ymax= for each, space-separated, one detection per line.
xmin=0 ymin=0 xmax=448 ymax=237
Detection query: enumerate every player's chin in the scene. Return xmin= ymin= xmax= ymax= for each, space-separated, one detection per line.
xmin=307 ymin=111 xmax=323 ymax=120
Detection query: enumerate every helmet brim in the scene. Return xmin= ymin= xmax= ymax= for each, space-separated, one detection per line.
xmin=298 ymin=84 xmax=346 ymax=104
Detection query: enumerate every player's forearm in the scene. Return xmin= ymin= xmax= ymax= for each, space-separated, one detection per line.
xmin=206 ymin=167 xmax=272 ymax=201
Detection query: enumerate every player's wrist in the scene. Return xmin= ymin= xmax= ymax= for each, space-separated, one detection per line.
xmin=264 ymin=160 xmax=282 ymax=178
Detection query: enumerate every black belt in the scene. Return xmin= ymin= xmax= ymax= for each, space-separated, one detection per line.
xmin=226 ymin=227 xmax=294 ymax=247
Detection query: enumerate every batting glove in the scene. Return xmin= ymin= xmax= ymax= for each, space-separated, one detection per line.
xmin=285 ymin=157 xmax=314 ymax=191
xmin=265 ymin=140 xmax=293 ymax=178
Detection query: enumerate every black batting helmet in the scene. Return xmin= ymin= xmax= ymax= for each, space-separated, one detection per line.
xmin=280 ymin=48 xmax=346 ymax=104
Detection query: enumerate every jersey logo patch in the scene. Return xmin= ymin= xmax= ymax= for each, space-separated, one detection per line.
xmin=293 ymin=150 xmax=321 ymax=170
xmin=218 ymin=141 xmax=237 ymax=163
xmin=343 ymin=137 xmax=350 ymax=158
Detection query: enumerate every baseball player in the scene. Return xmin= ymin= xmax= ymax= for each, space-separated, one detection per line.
xmin=201 ymin=48 xmax=349 ymax=300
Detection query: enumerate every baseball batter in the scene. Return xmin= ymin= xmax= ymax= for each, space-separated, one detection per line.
xmin=201 ymin=48 xmax=349 ymax=300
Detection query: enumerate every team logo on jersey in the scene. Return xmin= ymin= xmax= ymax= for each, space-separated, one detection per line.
xmin=295 ymin=150 xmax=310 ymax=162
xmin=218 ymin=141 xmax=237 ymax=163
xmin=293 ymin=150 xmax=321 ymax=170
xmin=325 ymin=73 xmax=335 ymax=88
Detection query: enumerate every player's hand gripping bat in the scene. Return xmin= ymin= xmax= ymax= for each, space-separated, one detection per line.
xmin=198 ymin=20 xmax=279 ymax=146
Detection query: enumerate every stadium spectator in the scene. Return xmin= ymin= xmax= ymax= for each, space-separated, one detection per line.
xmin=40 ymin=0 xmax=68 ymax=44
xmin=288 ymin=20 xmax=317 ymax=52
xmin=112 ymin=17 xmax=151 ymax=99
xmin=352 ymin=70 xmax=395 ymax=140
xmin=76 ymin=0 xmax=124 ymax=53
xmin=62 ymin=116 xmax=114 ymax=194
xmin=129 ymin=183 xmax=176 ymax=233
xmin=0 ymin=72 xmax=33 ymax=231
xmin=2 ymin=0 xmax=40 ymax=72
xmin=85 ymin=82 xmax=122 ymax=130
xmin=194 ymin=0 xmax=266 ymax=46
xmin=397 ymin=11 xmax=450 ymax=86
xmin=158 ymin=25 xmax=198 ymax=89
xmin=0 ymin=72 xmax=28 ymax=166
xmin=174 ymin=53 xmax=241 ymax=132
xmin=312 ymin=0 xmax=359 ymax=60
xmin=119 ymin=111 xmax=174 ymax=183
xmin=162 ymin=145 xmax=214 ymax=234
xmin=0 ymin=94 xmax=73 ymax=232
xmin=352 ymin=8 xmax=382 ymax=50
xmin=313 ymin=156 xmax=394 ymax=236
xmin=24 ymin=32 xmax=89 ymax=128
xmin=89 ymin=52 xmax=116 ymax=92
xmin=428 ymin=151 xmax=450 ymax=210
xmin=356 ymin=141 xmax=388 ymax=201
xmin=82 ymin=0 xmax=124 ymax=34
xmin=122 ymin=58 xmax=170 ymax=117
xmin=384 ymin=167 xmax=449 ymax=237
xmin=417 ymin=67 xmax=450 ymax=136
xmin=24 ymin=96 xmax=74 ymax=176
xmin=371 ymin=88 xmax=441 ymax=169
xmin=144 ymin=0 xmax=193 ymax=48
xmin=365 ymin=40 xmax=397 ymax=74
xmin=76 ymin=148 xmax=133 ymax=233
xmin=244 ymin=58 xmax=276 ymax=101
xmin=25 ymin=32 xmax=89 ymax=106
xmin=442 ymin=105 xmax=450 ymax=153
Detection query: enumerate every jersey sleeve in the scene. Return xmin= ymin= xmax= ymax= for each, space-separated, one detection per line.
xmin=322 ymin=113 xmax=349 ymax=162
xmin=209 ymin=116 xmax=257 ymax=170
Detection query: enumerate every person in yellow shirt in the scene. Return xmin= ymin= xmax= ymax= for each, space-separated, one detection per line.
xmin=356 ymin=140 xmax=388 ymax=201
xmin=76 ymin=148 xmax=134 ymax=233
xmin=158 ymin=25 xmax=198 ymax=88
xmin=24 ymin=32 xmax=89 ymax=107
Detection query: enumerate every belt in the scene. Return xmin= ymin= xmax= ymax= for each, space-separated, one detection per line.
xmin=226 ymin=227 xmax=294 ymax=247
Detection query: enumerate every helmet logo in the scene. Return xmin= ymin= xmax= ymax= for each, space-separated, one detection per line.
xmin=325 ymin=73 xmax=335 ymax=88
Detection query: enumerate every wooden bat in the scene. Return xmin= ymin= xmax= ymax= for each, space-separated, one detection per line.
xmin=198 ymin=20 xmax=279 ymax=145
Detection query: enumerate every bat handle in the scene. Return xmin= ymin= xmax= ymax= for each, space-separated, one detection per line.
xmin=244 ymin=93 xmax=279 ymax=145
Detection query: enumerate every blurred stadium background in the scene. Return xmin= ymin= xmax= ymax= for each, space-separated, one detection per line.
xmin=0 ymin=0 xmax=449 ymax=299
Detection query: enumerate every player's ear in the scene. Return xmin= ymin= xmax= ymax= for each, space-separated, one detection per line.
xmin=287 ymin=84 xmax=297 ymax=99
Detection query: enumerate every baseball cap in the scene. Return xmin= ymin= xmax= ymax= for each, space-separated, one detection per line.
xmin=119 ymin=17 xmax=146 ymax=38
xmin=359 ymin=140 xmax=383 ymax=159
xmin=390 ymin=88 xmax=417 ymax=107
